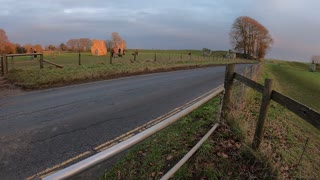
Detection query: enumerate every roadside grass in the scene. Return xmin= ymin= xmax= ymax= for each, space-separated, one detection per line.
xmin=102 ymin=97 xmax=274 ymax=179
xmin=229 ymin=60 xmax=320 ymax=179
xmin=6 ymin=50 xmax=255 ymax=89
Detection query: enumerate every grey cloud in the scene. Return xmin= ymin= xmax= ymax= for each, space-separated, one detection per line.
xmin=1 ymin=0 xmax=320 ymax=61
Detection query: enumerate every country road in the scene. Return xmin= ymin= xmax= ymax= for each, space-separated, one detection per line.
xmin=0 ymin=65 xmax=249 ymax=179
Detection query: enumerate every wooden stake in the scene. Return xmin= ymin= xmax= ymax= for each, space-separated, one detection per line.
xmin=221 ymin=64 xmax=235 ymax=121
xmin=252 ymin=79 xmax=273 ymax=150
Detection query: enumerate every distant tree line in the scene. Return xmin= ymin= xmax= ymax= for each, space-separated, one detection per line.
xmin=0 ymin=28 xmax=121 ymax=56
xmin=230 ymin=16 xmax=273 ymax=60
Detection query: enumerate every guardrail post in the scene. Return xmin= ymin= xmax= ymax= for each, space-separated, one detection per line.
xmin=252 ymin=78 xmax=273 ymax=150
xmin=40 ymin=54 xmax=44 ymax=69
xmin=221 ymin=64 xmax=235 ymax=121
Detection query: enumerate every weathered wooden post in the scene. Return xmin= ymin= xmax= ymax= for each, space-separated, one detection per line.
xmin=221 ymin=64 xmax=235 ymax=121
xmin=110 ymin=49 xmax=114 ymax=64
xmin=133 ymin=53 xmax=137 ymax=61
xmin=40 ymin=54 xmax=44 ymax=69
xmin=252 ymin=79 xmax=273 ymax=150
xmin=11 ymin=56 xmax=14 ymax=69
xmin=1 ymin=55 xmax=4 ymax=76
xmin=4 ymin=54 xmax=8 ymax=74
xmin=154 ymin=52 xmax=157 ymax=62
xmin=78 ymin=50 xmax=81 ymax=65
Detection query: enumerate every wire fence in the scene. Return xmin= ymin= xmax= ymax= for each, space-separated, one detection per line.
xmin=228 ymin=63 xmax=320 ymax=179
xmin=3 ymin=51 xmax=246 ymax=72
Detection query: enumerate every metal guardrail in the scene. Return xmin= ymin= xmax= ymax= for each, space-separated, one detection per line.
xmin=161 ymin=123 xmax=220 ymax=179
xmin=43 ymin=85 xmax=224 ymax=180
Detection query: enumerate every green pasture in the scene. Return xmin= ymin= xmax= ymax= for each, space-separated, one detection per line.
xmin=5 ymin=50 xmax=255 ymax=89
xmin=233 ymin=60 xmax=320 ymax=178
xmin=7 ymin=50 xmax=230 ymax=70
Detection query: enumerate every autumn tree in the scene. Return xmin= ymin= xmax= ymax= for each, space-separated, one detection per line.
xmin=0 ymin=29 xmax=9 ymax=54
xmin=33 ymin=44 xmax=43 ymax=52
xmin=23 ymin=44 xmax=34 ymax=53
xmin=230 ymin=16 xmax=273 ymax=60
xmin=4 ymin=42 xmax=16 ymax=54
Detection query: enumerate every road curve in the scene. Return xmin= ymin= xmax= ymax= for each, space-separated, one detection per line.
xmin=0 ymin=65 xmax=248 ymax=179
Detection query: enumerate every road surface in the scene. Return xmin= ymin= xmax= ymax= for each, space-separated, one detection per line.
xmin=0 ymin=65 xmax=248 ymax=179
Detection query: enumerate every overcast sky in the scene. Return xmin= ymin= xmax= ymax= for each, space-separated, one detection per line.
xmin=1 ymin=0 xmax=319 ymax=61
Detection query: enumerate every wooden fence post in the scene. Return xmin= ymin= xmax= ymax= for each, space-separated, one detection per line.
xmin=221 ymin=64 xmax=235 ymax=121
xmin=133 ymin=53 xmax=137 ymax=61
xmin=110 ymin=52 xmax=113 ymax=64
xmin=252 ymin=78 xmax=273 ymax=150
xmin=78 ymin=50 xmax=81 ymax=65
xmin=1 ymin=55 xmax=4 ymax=76
xmin=40 ymin=54 xmax=44 ymax=69
xmin=4 ymin=54 xmax=8 ymax=74
xmin=11 ymin=56 xmax=14 ymax=69
xmin=154 ymin=52 xmax=157 ymax=62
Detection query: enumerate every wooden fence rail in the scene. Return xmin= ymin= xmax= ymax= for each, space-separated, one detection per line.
xmin=0 ymin=53 xmax=65 ymax=75
xmin=222 ymin=64 xmax=320 ymax=150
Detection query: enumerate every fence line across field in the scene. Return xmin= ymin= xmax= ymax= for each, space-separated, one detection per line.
xmin=0 ymin=53 xmax=45 ymax=75
xmin=221 ymin=63 xmax=320 ymax=150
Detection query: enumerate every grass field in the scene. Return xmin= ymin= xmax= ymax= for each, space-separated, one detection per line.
xmin=5 ymin=50 xmax=255 ymax=89
xmin=230 ymin=60 xmax=320 ymax=179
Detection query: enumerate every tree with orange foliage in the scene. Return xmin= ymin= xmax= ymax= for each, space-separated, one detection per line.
xmin=230 ymin=16 xmax=273 ymax=60
xmin=0 ymin=28 xmax=9 ymax=54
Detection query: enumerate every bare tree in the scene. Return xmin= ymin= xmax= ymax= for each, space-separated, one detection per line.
xmin=110 ymin=32 xmax=126 ymax=54
xmin=311 ymin=56 xmax=320 ymax=65
xmin=111 ymin=32 xmax=123 ymax=49
xmin=230 ymin=16 xmax=273 ymax=60
xmin=66 ymin=39 xmax=78 ymax=51
xmin=78 ymin=38 xmax=91 ymax=51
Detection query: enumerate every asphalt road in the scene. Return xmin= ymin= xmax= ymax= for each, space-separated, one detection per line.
xmin=0 ymin=65 xmax=248 ymax=179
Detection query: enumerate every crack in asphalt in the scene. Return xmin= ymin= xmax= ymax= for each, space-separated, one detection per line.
xmin=0 ymin=94 xmax=114 ymax=121
xmin=28 ymin=109 xmax=143 ymax=145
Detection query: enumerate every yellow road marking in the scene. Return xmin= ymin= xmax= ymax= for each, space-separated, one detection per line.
xmin=27 ymin=151 xmax=91 ymax=180
xmin=29 ymin=88 xmax=218 ymax=179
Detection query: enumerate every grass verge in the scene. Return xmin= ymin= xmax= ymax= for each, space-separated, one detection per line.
xmin=102 ymin=96 xmax=274 ymax=179
xmin=229 ymin=60 xmax=320 ymax=179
